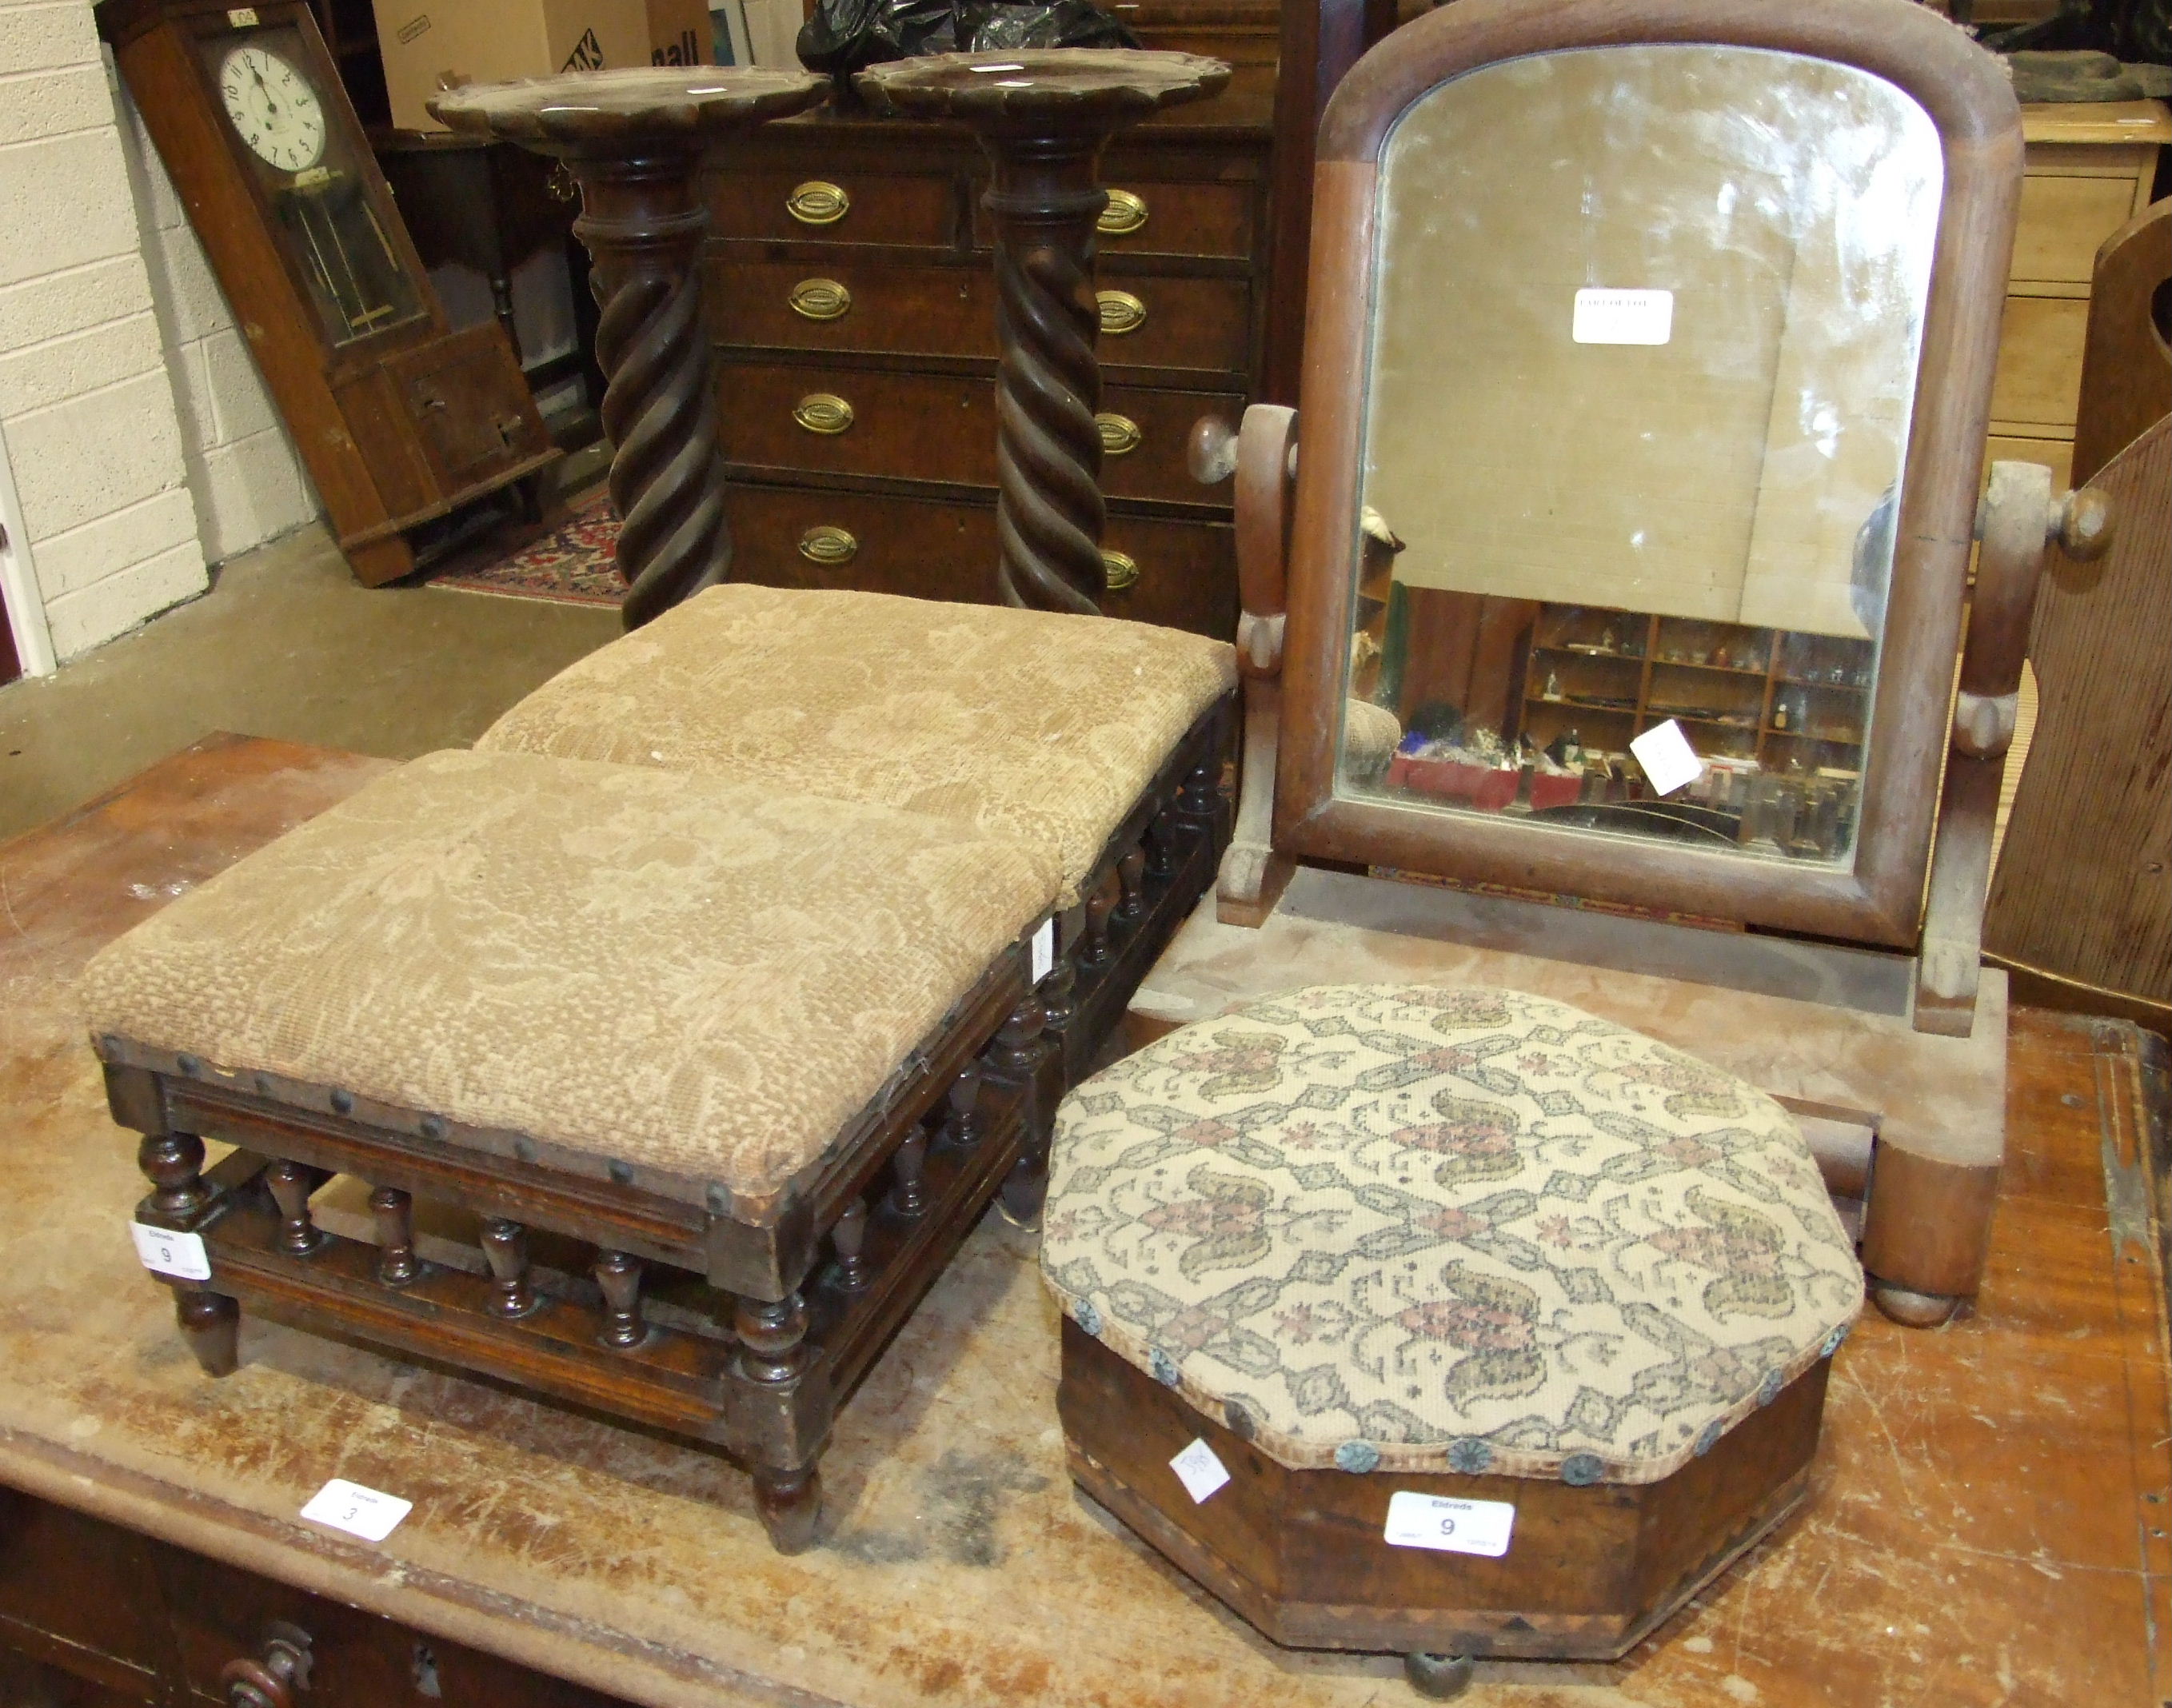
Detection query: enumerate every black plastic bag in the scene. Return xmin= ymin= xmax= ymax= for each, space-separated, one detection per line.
xmin=958 ymin=0 xmax=1140 ymax=52
xmin=796 ymin=0 xmax=960 ymax=76
xmin=796 ymin=0 xmax=1138 ymax=76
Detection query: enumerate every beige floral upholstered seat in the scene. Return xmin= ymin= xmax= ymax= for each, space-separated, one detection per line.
xmin=81 ymin=749 xmax=1060 ymax=1199
xmin=475 ymin=585 xmax=1237 ymax=907
xmin=1041 ymin=985 xmax=1862 ymax=1484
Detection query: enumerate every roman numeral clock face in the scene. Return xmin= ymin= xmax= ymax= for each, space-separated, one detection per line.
xmin=218 ymin=44 xmax=325 ymax=173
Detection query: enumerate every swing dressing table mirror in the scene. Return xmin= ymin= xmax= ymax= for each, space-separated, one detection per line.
xmin=1152 ymin=0 xmax=2113 ymax=1326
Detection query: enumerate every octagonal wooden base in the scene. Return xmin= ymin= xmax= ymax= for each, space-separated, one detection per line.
xmin=1057 ymin=1319 xmax=1830 ymax=1664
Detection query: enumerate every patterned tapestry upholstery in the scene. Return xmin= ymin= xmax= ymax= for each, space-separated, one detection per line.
xmin=82 ymin=751 xmax=1060 ymax=1199
xmin=476 ymin=585 xmax=1237 ymax=908
xmin=1042 ymin=985 xmax=1861 ymax=1485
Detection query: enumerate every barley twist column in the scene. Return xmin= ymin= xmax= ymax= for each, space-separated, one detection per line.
xmin=430 ymin=68 xmax=826 ymax=629
xmin=856 ymin=50 xmax=1229 ymax=613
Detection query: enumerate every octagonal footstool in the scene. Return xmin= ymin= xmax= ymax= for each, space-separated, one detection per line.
xmin=84 ymin=749 xmax=1064 ymax=1550
xmin=1041 ymin=984 xmax=1861 ymax=1696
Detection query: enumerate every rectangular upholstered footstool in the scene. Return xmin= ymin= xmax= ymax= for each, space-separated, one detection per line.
xmin=474 ymin=585 xmax=1240 ymax=1088
xmin=82 ymin=749 xmax=1063 ymax=1552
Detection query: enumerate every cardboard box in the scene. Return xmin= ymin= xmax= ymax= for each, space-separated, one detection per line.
xmin=377 ymin=0 xmax=719 ymax=133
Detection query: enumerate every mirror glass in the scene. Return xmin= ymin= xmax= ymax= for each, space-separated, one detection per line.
xmin=1340 ymin=46 xmax=1941 ymax=872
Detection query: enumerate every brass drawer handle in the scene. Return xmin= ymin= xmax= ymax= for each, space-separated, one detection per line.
xmin=789 ymin=278 xmax=851 ymax=321
xmin=1096 ymin=413 xmax=1140 ymax=457
xmin=1096 ymin=290 xmax=1145 ymax=336
xmin=786 ymin=180 xmax=850 ymax=225
xmin=1099 ymin=189 xmax=1148 ymax=236
xmin=1101 ymin=549 xmax=1140 ymax=592
xmin=800 ymin=525 xmax=858 ymax=565
xmin=793 ymin=393 xmax=855 ymax=435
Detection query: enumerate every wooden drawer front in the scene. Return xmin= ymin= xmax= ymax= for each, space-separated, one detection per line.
xmin=155 ymin=1546 xmax=620 ymax=1706
xmin=709 ymin=258 xmax=1252 ymax=376
xmin=0 ymin=1649 xmax=149 ymax=1706
xmin=726 ymin=485 xmax=1235 ymax=637
xmin=0 ymin=1491 xmax=172 ymax=1698
xmin=721 ymin=362 xmax=1241 ymax=504
xmin=2011 ymin=172 xmax=2146 ymax=286
xmin=972 ymin=178 xmax=1256 ymax=260
xmin=1991 ymin=293 xmax=2090 ymax=431
xmin=702 ymin=166 xmax=956 ymax=247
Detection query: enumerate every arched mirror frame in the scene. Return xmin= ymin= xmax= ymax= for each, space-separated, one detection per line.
xmin=1276 ymin=0 xmax=2022 ymax=948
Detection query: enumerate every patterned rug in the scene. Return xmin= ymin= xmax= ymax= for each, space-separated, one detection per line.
xmin=429 ymin=489 xmax=626 ymax=608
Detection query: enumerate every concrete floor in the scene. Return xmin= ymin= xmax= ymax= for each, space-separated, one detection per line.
xmin=0 ymin=521 xmax=619 ymax=842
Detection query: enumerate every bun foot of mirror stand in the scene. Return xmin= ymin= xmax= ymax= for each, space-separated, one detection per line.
xmin=753 ymin=1467 xmax=821 ymax=1554
xmin=1404 ymin=1653 xmax=1475 ymax=1701
xmin=175 ymin=1288 xmax=240 ymax=1377
xmin=429 ymin=70 xmax=827 ymax=629
xmin=1870 ymin=1282 xmax=1961 ymax=1328
xmin=856 ymin=50 xmax=1229 ymax=613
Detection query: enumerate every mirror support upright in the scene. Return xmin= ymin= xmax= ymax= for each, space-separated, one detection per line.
xmin=1914 ymin=465 xmax=2115 ymax=1036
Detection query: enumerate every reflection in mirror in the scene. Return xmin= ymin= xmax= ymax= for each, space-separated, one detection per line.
xmin=1338 ymin=46 xmax=1941 ymax=870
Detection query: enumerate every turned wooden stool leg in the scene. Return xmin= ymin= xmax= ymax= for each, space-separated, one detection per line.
xmin=138 ymin=1133 xmax=214 ymax=1220
xmin=427 ymin=72 xmax=827 ymax=629
xmin=176 ymin=1289 xmax=240 ymax=1377
xmin=988 ymin=991 xmax=1057 ymax=1227
xmin=733 ymin=1292 xmax=821 ymax=1554
xmin=855 ymin=51 xmax=1229 ymax=613
xmin=939 ymin=1063 xmax=983 ymax=1150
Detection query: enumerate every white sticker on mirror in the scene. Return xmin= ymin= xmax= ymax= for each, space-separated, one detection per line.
xmin=130 ymin=1222 xmax=211 ymax=1282
xmin=1030 ymin=919 xmax=1055 ymax=984
xmin=1170 ymin=1438 xmax=1231 ymax=1504
xmin=1630 ymin=720 xmax=1703 ymax=797
xmin=300 ymin=1478 xmax=413 ymax=1542
xmin=1383 ymin=1491 xmax=1515 ymax=1557
xmin=226 ymin=7 xmax=260 ymax=24
xmin=1571 ymin=288 xmax=1673 ymax=346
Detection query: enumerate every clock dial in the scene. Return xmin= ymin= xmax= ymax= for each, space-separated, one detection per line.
xmin=218 ymin=45 xmax=325 ymax=173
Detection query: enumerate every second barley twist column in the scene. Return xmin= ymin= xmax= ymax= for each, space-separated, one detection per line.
xmin=857 ymin=51 xmax=1229 ymax=614
xmin=431 ymin=69 xmax=826 ymax=629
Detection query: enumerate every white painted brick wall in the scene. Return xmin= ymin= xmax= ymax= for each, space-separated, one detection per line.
xmin=111 ymin=48 xmax=319 ymax=568
xmin=0 ymin=2 xmax=201 ymax=660
xmin=0 ymin=3 xmax=321 ymax=665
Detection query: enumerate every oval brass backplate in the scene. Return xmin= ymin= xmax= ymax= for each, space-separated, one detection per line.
xmin=789 ymin=278 xmax=852 ymax=321
xmin=1096 ymin=290 xmax=1146 ymax=336
xmin=787 ymin=180 xmax=850 ymax=225
xmin=1101 ymin=549 xmax=1140 ymax=592
xmin=1099 ymin=189 xmax=1148 ymax=236
xmin=1095 ymin=413 xmax=1141 ymax=457
xmin=793 ymin=393 xmax=855 ymax=435
xmin=799 ymin=525 xmax=858 ymax=565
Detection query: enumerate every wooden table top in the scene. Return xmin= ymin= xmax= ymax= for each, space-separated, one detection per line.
xmin=2 ymin=735 xmax=2166 ymax=1708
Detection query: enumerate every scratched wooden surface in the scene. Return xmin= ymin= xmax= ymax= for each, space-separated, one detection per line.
xmin=0 ymin=735 xmax=2165 ymax=1708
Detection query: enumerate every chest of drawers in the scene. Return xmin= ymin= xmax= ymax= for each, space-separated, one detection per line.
xmin=698 ymin=73 xmax=1276 ymax=640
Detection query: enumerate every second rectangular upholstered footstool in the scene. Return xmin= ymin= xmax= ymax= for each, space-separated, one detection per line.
xmin=83 ymin=749 xmax=1064 ymax=1551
